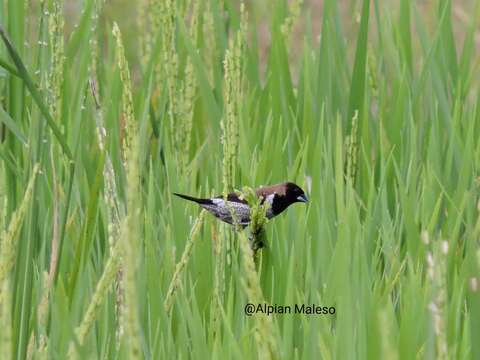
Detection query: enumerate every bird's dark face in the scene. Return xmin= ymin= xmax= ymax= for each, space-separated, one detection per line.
xmin=284 ymin=182 xmax=309 ymax=204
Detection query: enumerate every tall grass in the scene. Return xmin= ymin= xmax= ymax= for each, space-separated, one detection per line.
xmin=0 ymin=0 xmax=480 ymax=358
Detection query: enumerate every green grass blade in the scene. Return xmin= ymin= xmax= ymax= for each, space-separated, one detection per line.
xmin=0 ymin=105 xmax=26 ymax=144
xmin=346 ymin=0 xmax=370 ymax=128
xmin=0 ymin=26 xmax=73 ymax=159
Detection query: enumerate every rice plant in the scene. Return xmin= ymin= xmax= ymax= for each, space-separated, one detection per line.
xmin=0 ymin=0 xmax=479 ymax=359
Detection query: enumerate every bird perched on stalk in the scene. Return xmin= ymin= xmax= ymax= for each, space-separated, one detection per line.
xmin=173 ymin=182 xmax=308 ymax=227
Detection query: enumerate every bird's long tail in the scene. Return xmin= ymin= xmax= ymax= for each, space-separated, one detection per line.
xmin=173 ymin=193 xmax=213 ymax=205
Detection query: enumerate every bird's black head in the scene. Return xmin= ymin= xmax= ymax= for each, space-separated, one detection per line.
xmin=284 ymin=182 xmax=309 ymax=204
xmin=257 ymin=181 xmax=309 ymax=217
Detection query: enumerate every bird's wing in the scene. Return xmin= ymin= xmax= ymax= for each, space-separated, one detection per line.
xmin=212 ymin=192 xmax=248 ymax=204
xmin=202 ymin=197 xmax=251 ymax=225
xmin=215 ymin=191 xmax=276 ymax=204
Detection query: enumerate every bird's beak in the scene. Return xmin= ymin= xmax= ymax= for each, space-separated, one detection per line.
xmin=297 ymin=194 xmax=309 ymax=203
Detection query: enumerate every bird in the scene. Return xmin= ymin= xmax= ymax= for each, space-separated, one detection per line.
xmin=173 ymin=182 xmax=308 ymax=227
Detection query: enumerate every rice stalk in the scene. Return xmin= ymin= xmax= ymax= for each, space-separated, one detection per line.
xmin=46 ymin=0 xmax=64 ymax=120
xmin=137 ymin=0 xmax=151 ymax=69
xmin=238 ymin=230 xmax=279 ymax=359
xmin=164 ymin=210 xmax=206 ymax=313
xmin=67 ymin=240 xmax=122 ymax=358
xmin=88 ymin=0 xmax=122 ymax=257
xmin=212 ymin=2 xmax=248 ymax=340
xmin=32 ymin=155 xmax=61 ymax=359
xmin=0 ymin=166 xmax=38 ymax=358
xmin=345 ymin=109 xmax=358 ymax=184
xmin=281 ymin=0 xmax=303 ymax=41
xmin=177 ymin=0 xmax=200 ymax=173
xmin=112 ymin=22 xmax=140 ymax=349
xmin=155 ymin=0 xmax=200 ymax=175
xmin=242 ymin=186 xmax=268 ymax=255
xmin=89 ymin=0 xmax=104 ymax=81
xmin=0 ymin=164 xmax=39 ymax=292
xmin=221 ymin=2 xmax=247 ymax=195
xmin=161 ymin=0 xmax=180 ymax=153
xmin=148 ymin=0 xmax=162 ymax=110
xmin=0 ymin=277 xmax=12 ymax=358
xmin=120 ymin=123 xmax=143 ymax=358
xmin=426 ymin=237 xmax=449 ymax=360
xmin=89 ymin=81 xmax=122 ymax=254
xmin=202 ymin=0 xmax=216 ymax=85
xmin=211 ymin=221 xmax=226 ymax=339
xmin=112 ymin=22 xmax=136 ymax=163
